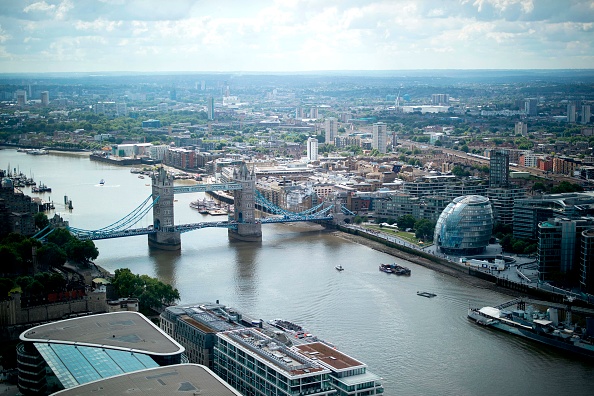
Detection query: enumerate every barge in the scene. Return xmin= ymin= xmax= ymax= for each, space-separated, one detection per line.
xmin=468 ymin=298 xmax=594 ymax=359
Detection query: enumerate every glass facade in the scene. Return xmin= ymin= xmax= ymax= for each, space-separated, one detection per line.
xmin=434 ymin=195 xmax=493 ymax=255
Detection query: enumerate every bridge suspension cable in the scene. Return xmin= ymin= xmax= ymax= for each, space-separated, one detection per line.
xmin=68 ymin=194 xmax=159 ymax=236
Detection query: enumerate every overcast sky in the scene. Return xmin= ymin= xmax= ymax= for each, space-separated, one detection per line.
xmin=0 ymin=0 xmax=593 ymax=73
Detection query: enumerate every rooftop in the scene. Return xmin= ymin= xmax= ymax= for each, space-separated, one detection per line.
xmin=51 ymin=364 xmax=242 ymax=396
xmin=221 ymin=329 xmax=328 ymax=378
xmin=21 ymin=311 xmax=184 ymax=356
xmin=294 ymin=342 xmax=364 ymax=372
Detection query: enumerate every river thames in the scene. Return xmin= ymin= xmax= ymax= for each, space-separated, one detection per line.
xmin=3 ymin=148 xmax=594 ymax=395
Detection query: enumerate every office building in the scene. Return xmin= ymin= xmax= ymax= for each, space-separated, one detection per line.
xmin=375 ymin=193 xmax=450 ymax=223
xmin=307 ymin=137 xmax=319 ymax=161
xmin=51 ymin=364 xmax=241 ymax=396
xmin=325 ymin=117 xmax=338 ymax=145
xmin=487 ymin=186 xmax=526 ymax=226
xmin=489 ymin=149 xmax=509 ymax=188
xmin=40 ymin=91 xmax=49 ymax=106
xmin=537 ymin=217 xmax=594 ymax=285
xmin=513 ymin=192 xmax=594 ymax=240
xmin=161 ymin=302 xmax=383 ymax=396
xmin=207 ymin=96 xmax=215 ymax=120
xmin=434 ymin=195 xmax=494 ymax=255
xmin=372 ymin=122 xmax=388 ymax=153
xmin=17 ymin=311 xmax=185 ymax=395
xmin=525 ymin=98 xmax=538 ymax=116
xmin=581 ymin=229 xmax=594 ymax=294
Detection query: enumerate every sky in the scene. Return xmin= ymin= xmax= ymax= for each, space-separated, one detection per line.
xmin=0 ymin=0 xmax=593 ymax=73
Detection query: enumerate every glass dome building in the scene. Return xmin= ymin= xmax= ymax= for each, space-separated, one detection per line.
xmin=434 ymin=195 xmax=493 ymax=255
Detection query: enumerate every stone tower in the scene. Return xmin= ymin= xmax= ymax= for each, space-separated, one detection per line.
xmin=229 ymin=163 xmax=262 ymax=241
xmin=149 ymin=167 xmax=181 ymax=250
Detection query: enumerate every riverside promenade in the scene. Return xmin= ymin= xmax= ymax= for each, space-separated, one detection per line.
xmin=337 ymin=223 xmax=593 ymax=307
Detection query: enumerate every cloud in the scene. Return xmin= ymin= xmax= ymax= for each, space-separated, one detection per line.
xmin=0 ymin=0 xmax=593 ymax=72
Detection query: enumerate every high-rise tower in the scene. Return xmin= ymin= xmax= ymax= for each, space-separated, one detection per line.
xmin=325 ymin=117 xmax=337 ymax=145
xmin=307 ymin=137 xmax=318 ymax=161
xmin=489 ymin=149 xmax=509 ymax=188
xmin=372 ymin=122 xmax=387 ymax=153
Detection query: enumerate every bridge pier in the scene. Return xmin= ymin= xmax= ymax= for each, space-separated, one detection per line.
xmin=228 ymin=163 xmax=262 ymax=242
xmin=149 ymin=167 xmax=181 ymax=250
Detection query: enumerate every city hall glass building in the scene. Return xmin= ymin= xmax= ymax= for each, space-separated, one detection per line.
xmin=434 ymin=195 xmax=493 ymax=255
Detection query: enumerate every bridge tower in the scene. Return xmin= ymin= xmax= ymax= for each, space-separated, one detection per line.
xmin=229 ymin=163 xmax=262 ymax=241
xmin=148 ymin=167 xmax=181 ymax=250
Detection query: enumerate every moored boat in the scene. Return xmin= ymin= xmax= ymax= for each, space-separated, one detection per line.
xmin=379 ymin=263 xmax=411 ymax=275
xmin=32 ymin=182 xmax=51 ymax=193
xmin=468 ymin=298 xmax=594 ymax=359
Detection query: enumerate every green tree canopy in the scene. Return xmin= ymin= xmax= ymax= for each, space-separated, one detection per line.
xmin=112 ymin=268 xmax=180 ymax=315
xmin=397 ymin=215 xmax=416 ymax=230
xmin=414 ymin=219 xmax=436 ymax=241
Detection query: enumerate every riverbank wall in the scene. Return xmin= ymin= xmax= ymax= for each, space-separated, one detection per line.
xmin=335 ymin=224 xmax=593 ymax=308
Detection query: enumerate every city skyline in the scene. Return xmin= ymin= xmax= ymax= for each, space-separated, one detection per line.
xmin=0 ymin=0 xmax=593 ymax=73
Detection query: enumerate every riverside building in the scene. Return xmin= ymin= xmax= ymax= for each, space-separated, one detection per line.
xmin=17 ymin=311 xmax=185 ymax=395
xmin=513 ymin=192 xmax=594 ymax=240
xmin=161 ymin=302 xmax=384 ymax=396
xmin=434 ymin=195 xmax=494 ymax=255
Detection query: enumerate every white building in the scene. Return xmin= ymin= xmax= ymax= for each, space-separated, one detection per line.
xmin=307 ymin=137 xmax=319 ymax=161
xmin=149 ymin=144 xmax=169 ymax=161
xmin=372 ymin=122 xmax=387 ymax=153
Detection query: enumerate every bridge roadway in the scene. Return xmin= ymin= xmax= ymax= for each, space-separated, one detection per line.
xmin=74 ymin=214 xmax=334 ymax=240
xmin=173 ymin=182 xmax=242 ymax=194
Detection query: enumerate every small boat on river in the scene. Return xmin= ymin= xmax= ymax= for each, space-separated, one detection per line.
xmin=335 ymin=265 xmax=344 ymax=271
xmin=379 ymin=263 xmax=411 ymax=275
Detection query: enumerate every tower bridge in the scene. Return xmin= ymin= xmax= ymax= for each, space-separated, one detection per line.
xmin=64 ymin=163 xmax=353 ymax=250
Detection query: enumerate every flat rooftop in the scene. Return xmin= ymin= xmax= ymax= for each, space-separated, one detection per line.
xmin=21 ymin=311 xmax=184 ymax=356
xmin=221 ymin=329 xmax=328 ymax=378
xmin=50 ymin=364 xmax=242 ymax=396
xmin=294 ymin=342 xmax=364 ymax=371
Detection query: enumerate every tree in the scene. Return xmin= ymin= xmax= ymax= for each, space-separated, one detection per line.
xmin=532 ymin=182 xmax=547 ymax=192
xmin=37 ymin=243 xmax=68 ymax=267
xmin=34 ymin=212 xmax=49 ymax=229
xmin=551 ymin=181 xmax=583 ymax=194
xmin=46 ymin=228 xmax=74 ymax=247
xmin=112 ymin=268 xmax=180 ymax=315
xmin=64 ymin=239 xmax=99 ymax=264
xmin=414 ymin=219 xmax=436 ymax=241
xmin=397 ymin=215 xmax=416 ymax=230
xmin=0 ymin=278 xmax=15 ymax=300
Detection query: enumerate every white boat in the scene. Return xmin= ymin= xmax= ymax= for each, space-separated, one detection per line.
xmin=335 ymin=265 xmax=344 ymax=271
xmin=99 ymin=179 xmax=105 ymax=185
